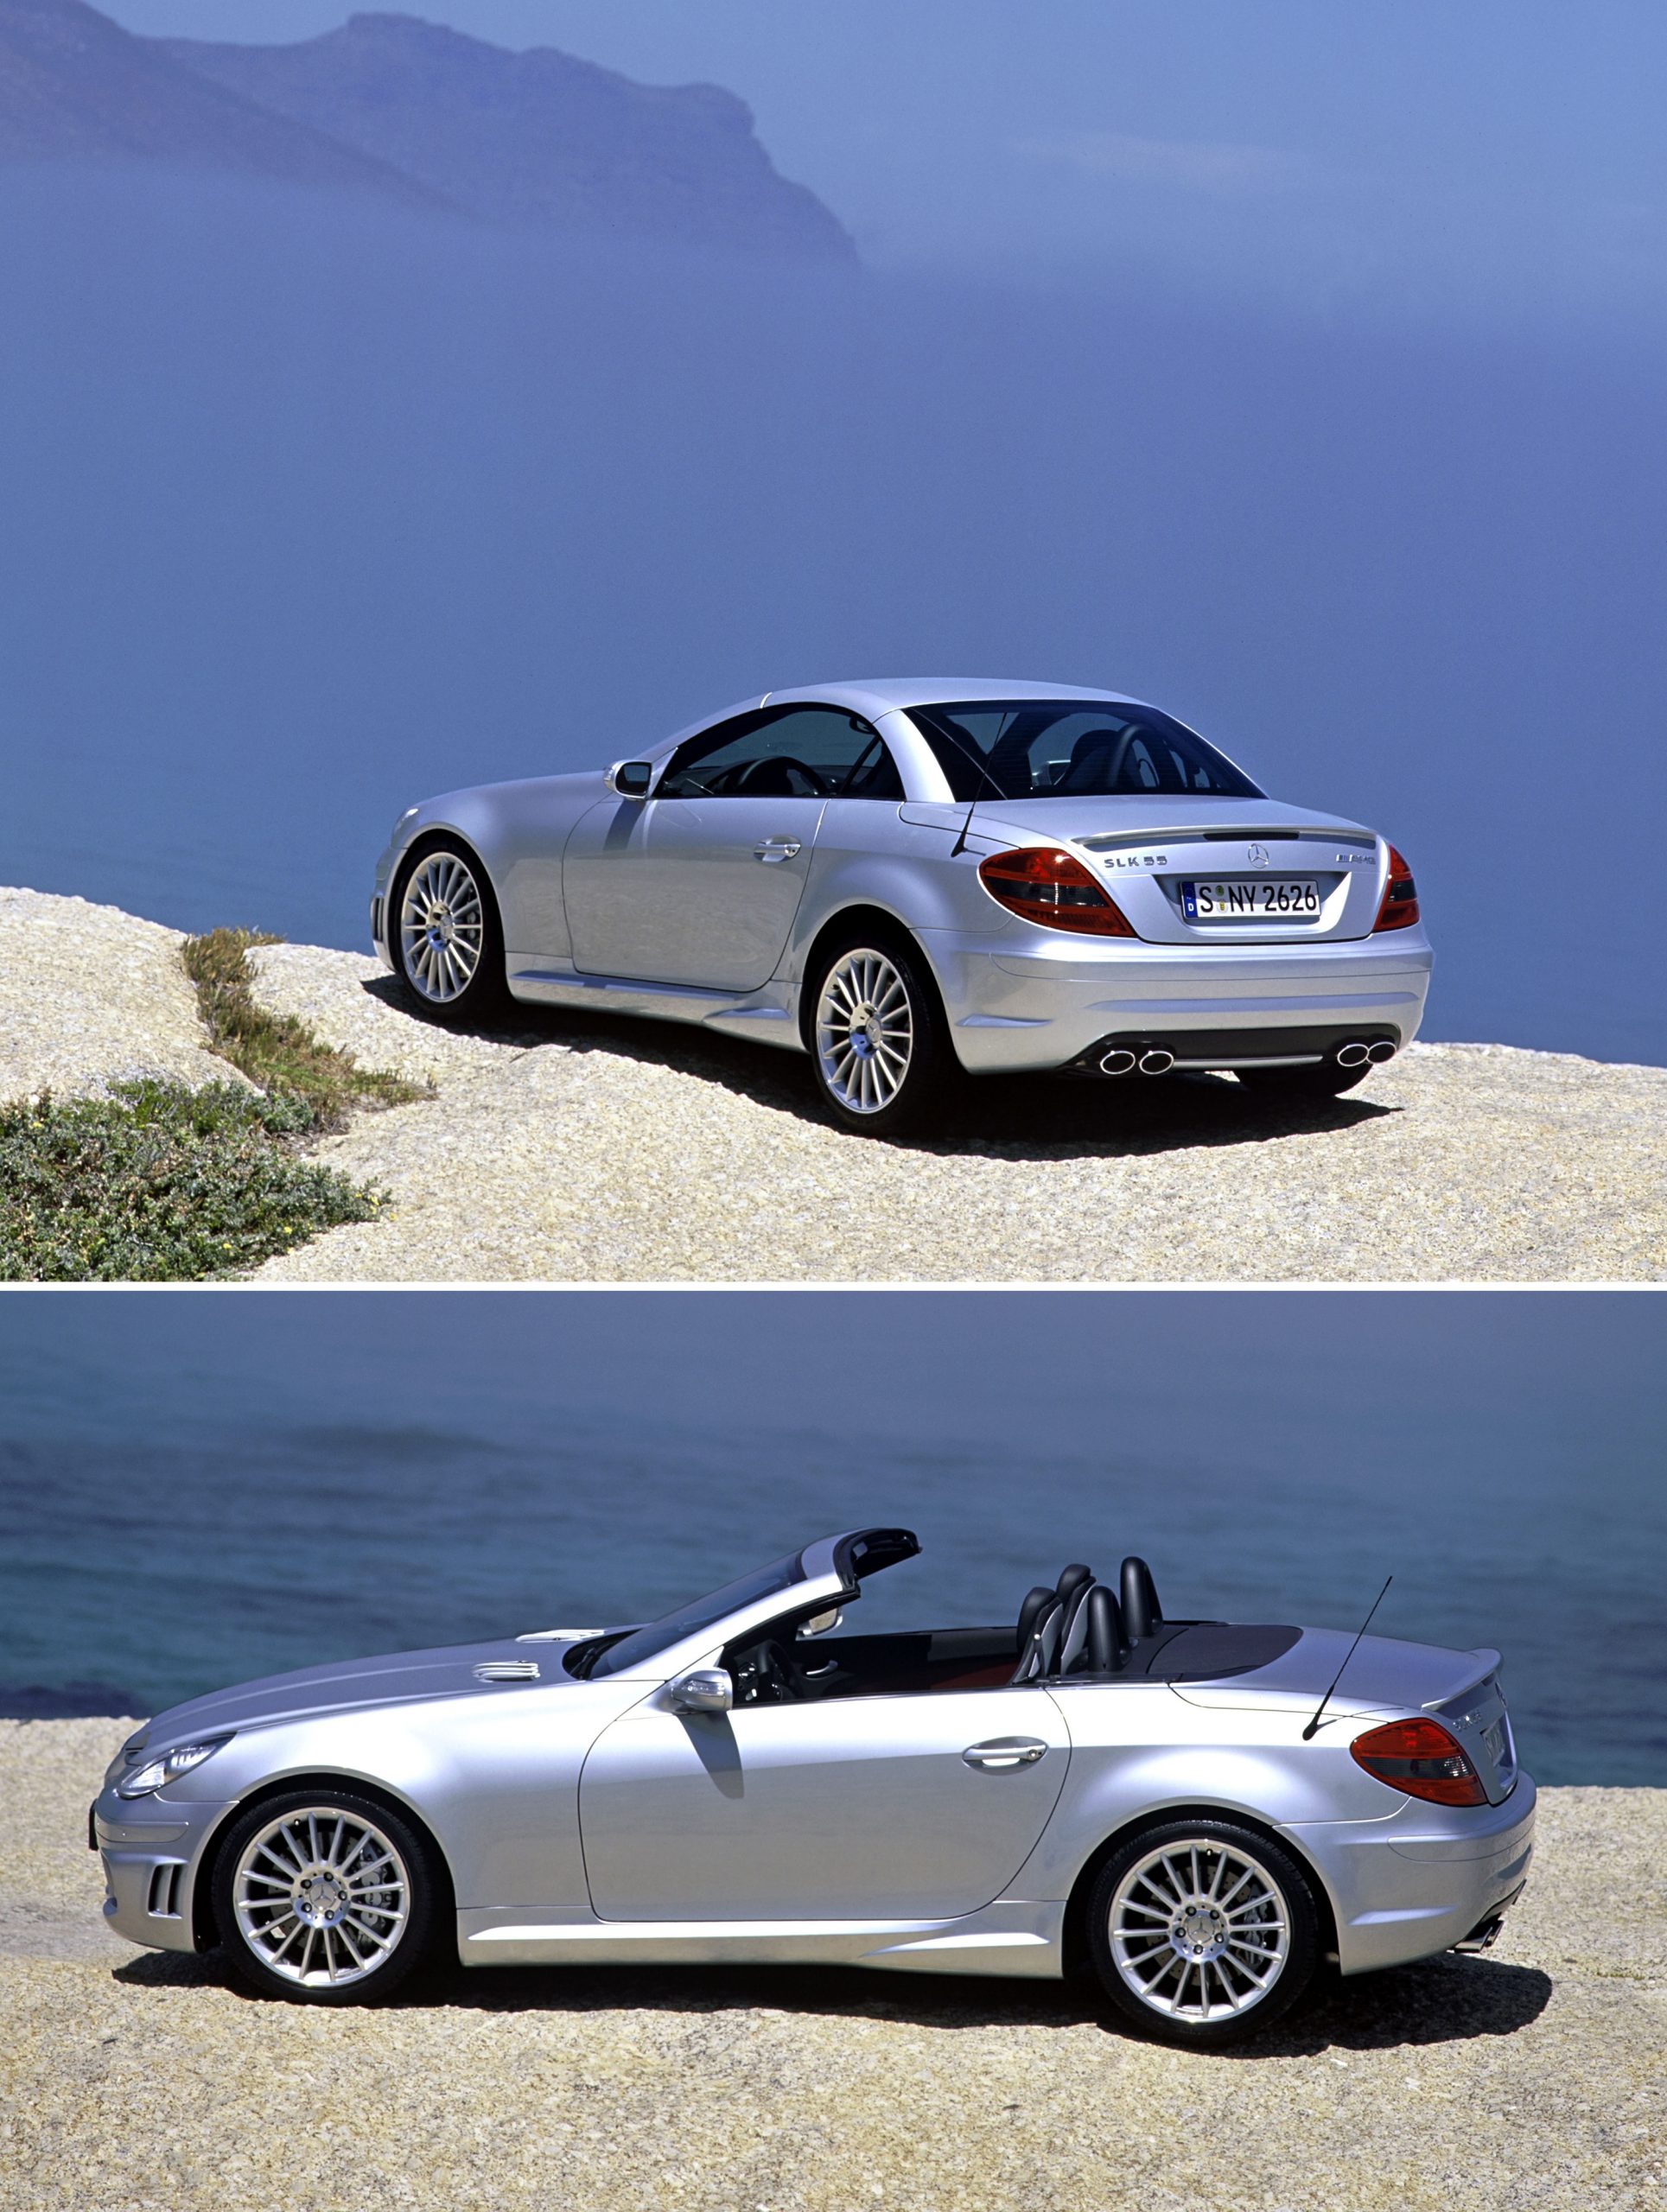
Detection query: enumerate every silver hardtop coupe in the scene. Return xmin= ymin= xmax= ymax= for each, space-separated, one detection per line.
xmin=94 ymin=1527 xmax=1530 ymax=2045
xmin=370 ymin=680 xmax=1432 ymax=1133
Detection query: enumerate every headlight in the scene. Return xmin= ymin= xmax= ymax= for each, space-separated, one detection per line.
xmin=116 ymin=1738 xmax=232 ymax=1798
xmin=391 ymin=805 xmax=419 ymax=841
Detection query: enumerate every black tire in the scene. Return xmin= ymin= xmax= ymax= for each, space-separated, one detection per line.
xmin=1085 ymin=1818 xmax=1320 ymax=2048
xmin=211 ymin=1788 xmax=441 ymax=2006
xmin=389 ymin=835 xmax=509 ymax=1027
xmin=1235 ymin=1059 xmax=1370 ymax=1099
xmin=804 ymin=926 xmax=955 ymax=1138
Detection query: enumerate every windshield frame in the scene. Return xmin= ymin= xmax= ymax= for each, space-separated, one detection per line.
xmin=570 ymin=1548 xmax=811 ymax=1681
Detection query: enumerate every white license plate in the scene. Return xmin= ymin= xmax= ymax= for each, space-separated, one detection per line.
xmin=1180 ymin=877 xmax=1320 ymax=921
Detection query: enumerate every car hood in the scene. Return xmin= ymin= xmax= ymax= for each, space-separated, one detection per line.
xmin=951 ymin=795 xmax=1372 ymax=847
xmin=125 ymin=1636 xmax=599 ymax=1749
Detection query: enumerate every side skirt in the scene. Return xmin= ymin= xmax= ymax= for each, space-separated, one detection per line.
xmin=455 ymin=1899 xmax=1065 ymax=1978
xmin=506 ymin=962 xmax=805 ymax=1053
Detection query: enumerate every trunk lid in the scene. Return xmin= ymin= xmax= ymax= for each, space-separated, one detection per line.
xmin=935 ymin=795 xmax=1387 ymax=945
xmin=1170 ymin=1630 xmax=1517 ymax=1803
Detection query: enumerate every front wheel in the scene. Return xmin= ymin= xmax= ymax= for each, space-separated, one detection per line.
xmin=391 ymin=839 xmax=508 ymax=1026
xmin=1086 ymin=1819 xmax=1320 ymax=2047
xmin=212 ymin=1789 xmax=440 ymax=2005
xmin=806 ymin=933 xmax=951 ymax=1137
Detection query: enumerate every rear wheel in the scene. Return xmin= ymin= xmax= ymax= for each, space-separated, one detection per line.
xmin=1086 ymin=1818 xmax=1319 ymax=2047
xmin=1236 ymin=1060 xmax=1370 ymax=1099
xmin=213 ymin=1789 xmax=439 ymax=2005
xmin=806 ymin=931 xmax=951 ymax=1137
xmin=391 ymin=838 xmax=508 ymax=1026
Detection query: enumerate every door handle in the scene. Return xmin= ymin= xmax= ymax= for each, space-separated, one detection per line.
xmin=754 ymin=838 xmax=803 ymax=862
xmin=962 ymin=1738 xmax=1048 ymax=1770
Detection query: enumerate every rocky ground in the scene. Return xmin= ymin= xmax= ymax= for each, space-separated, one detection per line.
xmin=5 ymin=887 xmax=1666 ymax=1281
xmin=1 ymin=1720 xmax=1662 ymax=2212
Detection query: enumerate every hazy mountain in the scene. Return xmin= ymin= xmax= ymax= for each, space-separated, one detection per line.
xmin=158 ymin=11 xmax=856 ymax=260
xmin=0 ymin=0 xmax=439 ymax=205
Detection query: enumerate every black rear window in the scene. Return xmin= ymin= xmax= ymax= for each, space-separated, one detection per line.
xmin=908 ymin=701 xmax=1263 ymax=803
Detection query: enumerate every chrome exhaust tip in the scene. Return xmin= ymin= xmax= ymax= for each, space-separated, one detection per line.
xmin=1335 ymin=1040 xmax=1371 ymax=1069
xmin=1137 ymin=1048 xmax=1175 ymax=1076
xmin=1367 ymin=1039 xmax=1397 ymax=1064
xmin=1098 ymin=1047 xmax=1139 ymax=1077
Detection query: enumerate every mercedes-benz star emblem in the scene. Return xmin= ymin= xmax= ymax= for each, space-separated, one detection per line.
xmin=1246 ymin=842 xmax=1271 ymax=867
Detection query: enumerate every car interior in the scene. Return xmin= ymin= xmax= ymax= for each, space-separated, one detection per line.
xmin=720 ymin=1555 xmax=1300 ymax=1707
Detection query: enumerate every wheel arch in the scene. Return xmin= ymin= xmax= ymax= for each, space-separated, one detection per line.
xmin=793 ymin=901 xmax=949 ymax=1052
xmin=1058 ymin=1802 xmax=1340 ymax=1980
xmin=189 ymin=1770 xmax=460 ymax=1958
xmin=389 ymin=824 xmax=506 ymax=934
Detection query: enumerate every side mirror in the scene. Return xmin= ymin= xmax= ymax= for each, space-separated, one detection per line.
xmin=797 ymin=1608 xmax=843 ymax=1639
xmin=669 ymin=1668 xmax=733 ymax=1715
xmin=606 ymin=760 xmax=654 ymax=799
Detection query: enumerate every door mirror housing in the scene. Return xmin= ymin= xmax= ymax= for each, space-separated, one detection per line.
xmin=669 ymin=1668 xmax=733 ymax=1715
xmin=797 ymin=1608 xmax=843 ymax=1639
xmin=606 ymin=760 xmax=654 ymax=798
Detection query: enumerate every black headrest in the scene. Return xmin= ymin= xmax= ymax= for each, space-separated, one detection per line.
xmin=1016 ymin=1584 xmax=1054 ymax=1649
xmin=1055 ymin=1562 xmax=1094 ymax=1604
xmin=1010 ymin=1592 xmax=1064 ymax=1684
xmin=1121 ymin=1556 xmax=1163 ymax=1643
xmin=1084 ymin=1584 xmax=1126 ymax=1672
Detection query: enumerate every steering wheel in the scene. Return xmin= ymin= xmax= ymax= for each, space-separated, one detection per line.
xmin=735 ymin=754 xmax=830 ymax=798
xmin=747 ymin=1638 xmax=804 ymax=1704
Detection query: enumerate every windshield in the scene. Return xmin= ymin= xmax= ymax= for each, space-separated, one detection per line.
xmin=908 ymin=701 xmax=1263 ymax=803
xmin=576 ymin=1548 xmax=807 ymax=1679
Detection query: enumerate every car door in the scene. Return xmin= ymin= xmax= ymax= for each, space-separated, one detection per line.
xmin=577 ymin=1683 xmax=1070 ymax=1921
xmin=561 ymin=705 xmax=895 ymax=990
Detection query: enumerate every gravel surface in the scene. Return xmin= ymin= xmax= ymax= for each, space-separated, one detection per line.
xmin=2 ymin=1720 xmax=1661 ymax=2212
xmin=5 ymin=889 xmax=1664 ymax=1281
xmin=0 ymin=889 xmax=245 ymax=1103
xmin=246 ymin=940 xmax=1667 ymax=1283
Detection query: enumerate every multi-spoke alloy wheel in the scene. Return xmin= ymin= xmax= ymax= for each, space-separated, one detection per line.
xmin=1110 ymin=1837 xmax=1289 ymax=2020
xmin=815 ymin=948 xmax=914 ymax=1118
xmin=398 ymin=850 xmax=485 ymax=1006
xmin=213 ymin=1789 xmax=436 ymax=2005
xmin=232 ymin=1806 xmax=409 ymax=1989
xmin=1088 ymin=1819 xmax=1318 ymax=2046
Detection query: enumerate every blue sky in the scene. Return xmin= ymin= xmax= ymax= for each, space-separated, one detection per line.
xmin=103 ymin=1 xmax=1667 ymax=323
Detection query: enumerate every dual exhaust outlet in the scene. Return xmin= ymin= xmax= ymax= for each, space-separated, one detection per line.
xmin=1098 ymin=1046 xmax=1174 ymax=1077
xmin=1097 ymin=1036 xmax=1397 ymax=1077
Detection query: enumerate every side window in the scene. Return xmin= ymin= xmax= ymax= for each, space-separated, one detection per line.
xmin=656 ymin=706 xmax=902 ymax=800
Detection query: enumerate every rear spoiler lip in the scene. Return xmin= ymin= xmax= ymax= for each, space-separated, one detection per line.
xmin=1421 ymin=1647 xmax=1503 ymax=1713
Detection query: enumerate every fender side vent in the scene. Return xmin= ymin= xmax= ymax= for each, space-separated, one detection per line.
xmin=474 ymin=1660 xmax=541 ymax=1684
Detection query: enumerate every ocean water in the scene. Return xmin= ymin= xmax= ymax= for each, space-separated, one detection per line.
xmin=1 ymin=172 xmax=1664 ymax=1067
xmin=0 ymin=1293 xmax=1661 ymax=1785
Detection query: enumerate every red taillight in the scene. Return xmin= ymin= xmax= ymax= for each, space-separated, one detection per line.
xmin=977 ymin=848 xmax=1136 ymax=938
xmin=1372 ymin=843 xmax=1420 ymax=932
xmin=1350 ymin=1718 xmax=1486 ymax=1805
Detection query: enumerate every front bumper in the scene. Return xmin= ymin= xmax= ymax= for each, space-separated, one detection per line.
xmin=920 ymin=925 xmax=1433 ymax=1076
xmin=1290 ymin=1772 xmax=1537 ymax=1976
xmin=92 ymin=1788 xmax=232 ymax=1955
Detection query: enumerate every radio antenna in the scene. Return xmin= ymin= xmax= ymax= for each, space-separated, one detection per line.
xmin=1301 ymin=1574 xmax=1392 ymax=1741
xmin=941 ymin=717 xmax=1010 ymax=856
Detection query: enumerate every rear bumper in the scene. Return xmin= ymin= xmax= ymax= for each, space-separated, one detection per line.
xmin=919 ymin=925 xmax=1433 ymax=1075
xmin=1290 ymin=1773 xmax=1537 ymax=1976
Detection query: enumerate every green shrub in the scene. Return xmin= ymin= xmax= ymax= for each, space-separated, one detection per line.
xmin=0 ymin=1079 xmax=387 ymax=1282
xmin=181 ymin=928 xmax=426 ymax=1125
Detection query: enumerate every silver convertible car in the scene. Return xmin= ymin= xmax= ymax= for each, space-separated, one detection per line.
xmin=92 ymin=1528 xmax=1531 ymax=2047
xmin=370 ymin=681 xmax=1432 ymax=1133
